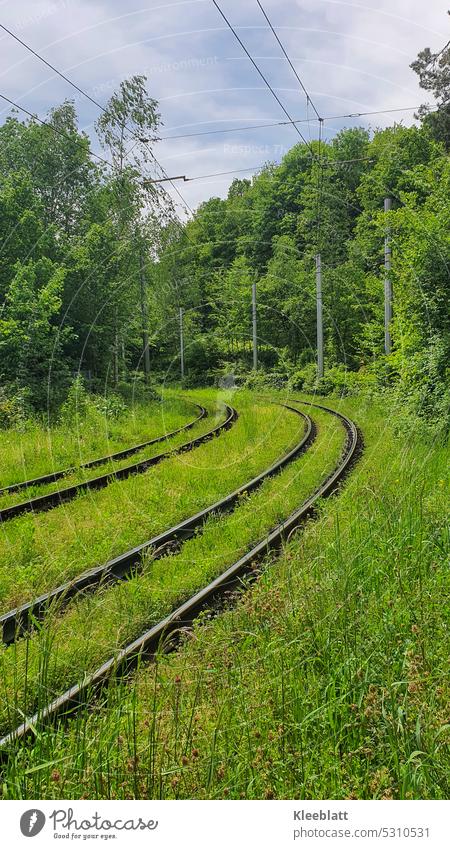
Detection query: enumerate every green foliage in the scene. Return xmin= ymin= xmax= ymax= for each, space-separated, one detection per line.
xmin=59 ymin=375 xmax=90 ymax=425
xmin=91 ymin=392 xmax=127 ymax=420
xmin=60 ymin=376 xmax=128 ymax=427
xmin=411 ymin=32 xmax=450 ymax=149
xmin=243 ymin=369 xmax=288 ymax=391
xmin=182 ymin=335 xmax=221 ymax=387
xmin=0 ymin=77 xmax=176 ymax=412
xmin=95 ymin=75 xmax=160 ymax=174
xmin=0 ymin=258 xmax=71 ymax=407
xmin=0 ymin=47 xmax=448 ymax=431
xmin=0 ymin=386 xmax=31 ymax=430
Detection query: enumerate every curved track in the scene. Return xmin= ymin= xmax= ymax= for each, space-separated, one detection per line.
xmin=0 ymin=399 xmax=206 ymax=498
xmin=0 ymin=402 xmax=233 ymax=524
xmin=0 ymin=404 xmax=313 ymax=644
xmin=0 ymin=401 xmax=361 ymax=753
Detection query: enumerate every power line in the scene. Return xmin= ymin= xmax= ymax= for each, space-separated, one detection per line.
xmin=158 ymin=104 xmax=433 ymax=141
xmin=187 ymin=165 xmax=261 ymax=181
xmin=325 ymin=105 xmax=435 ymax=120
xmin=0 ymin=91 xmax=113 ymax=168
xmin=0 ymin=21 xmax=194 ymax=217
xmin=212 ymin=0 xmax=314 ymax=154
xmin=320 ymin=156 xmax=375 ymax=165
xmin=159 ymin=116 xmax=313 ymax=140
xmin=255 ymin=0 xmax=322 ymax=121
xmin=0 ymin=23 xmax=113 ymax=118
xmin=162 ymin=157 xmax=376 ymax=184
xmin=424 ymin=38 xmax=450 ymax=66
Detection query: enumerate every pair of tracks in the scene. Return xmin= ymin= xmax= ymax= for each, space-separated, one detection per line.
xmin=0 ymin=399 xmax=213 ymax=523
xmin=0 ymin=399 xmax=362 ymax=754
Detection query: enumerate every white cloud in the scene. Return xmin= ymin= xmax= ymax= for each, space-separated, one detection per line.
xmin=0 ymin=0 xmax=446 ymax=212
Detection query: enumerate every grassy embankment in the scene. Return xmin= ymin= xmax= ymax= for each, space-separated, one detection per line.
xmin=0 ymin=391 xmax=308 ymax=612
xmin=0 ymin=397 xmax=344 ymax=736
xmin=1 ymin=393 xmax=447 ymax=801
xmin=0 ymin=395 xmax=202 ymax=507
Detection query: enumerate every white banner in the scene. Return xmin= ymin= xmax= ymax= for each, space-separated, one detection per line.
xmin=0 ymin=799 xmax=447 ymax=848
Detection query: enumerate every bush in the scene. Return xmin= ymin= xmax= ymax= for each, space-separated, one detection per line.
xmin=116 ymin=375 xmax=160 ymax=403
xmin=59 ymin=375 xmax=89 ymax=425
xmin=182 ymin=335 xmax=221 ymax=388
xmin=288 ymin=362 xmax=317 ymax=392
xmin=91 ymin=393 xmax=127 ymax=420
xmin=0 ymin=385 xmax=31 ymax=430
xmin=393 ymin=336 xmax=450 ymax=438
xmin=243 ymin=369 xmax=288 ymax=391
xmin=288 ymin=363 xmax=378 ymax=397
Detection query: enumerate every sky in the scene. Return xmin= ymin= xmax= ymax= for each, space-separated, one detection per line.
xmin=0 ymin=0 xmax=447 ymax=215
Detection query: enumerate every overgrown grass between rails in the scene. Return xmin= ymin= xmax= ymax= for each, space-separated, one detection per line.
xmin=0 ymin=392 xmax=301 ymax=613
xmin=3 ymin=396 xmax=447 ymax=800
xmin=0 ymin=404 xmax=344 ymax=736
xmin=0 ymin=398 xmax=207 ymax=510
xmin=0 ymin=395 xmax=195 ymax=493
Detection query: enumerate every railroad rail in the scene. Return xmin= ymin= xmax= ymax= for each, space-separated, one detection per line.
xmin=0 ymin=399 xmax=206 ymax=498
xmin=0 ymin=404 xmax=313 ymax=644
xmin=0 ymin=402 xmax=233 ymax=524
xmin=0 ymin=401 xmax=361 ymax=753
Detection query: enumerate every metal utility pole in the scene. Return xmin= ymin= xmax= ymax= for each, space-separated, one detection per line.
xmin=139 ymin=247 xmax=151 ymax=383
xmin=179 ymin=307 xmax=185 ymax=380
xmin=252 ymin=279 xmax=258 ymax=370
xmin=384 ymin=197 xmax=392 ymax=355
xmin=315 ymin=253 xmax=324 ymax=379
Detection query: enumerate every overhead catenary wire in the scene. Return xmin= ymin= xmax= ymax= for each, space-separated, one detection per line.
xmin=255 ymin=0 xmax=322 ymax=121
xmin=0 ymin=91 xmax=113 ymax=168
xmin=212 ymin=0 xmax=315 ymax=155
xmin=0 ymin=20 xmax=195 ymax=216
xmin=0 ymin=16 xmax=437 ymax=214
xmin=146 ymin=157 xmax=376 ymax=187
xmin=0 ymin=22 xmax=119 ymax=118
xmin=157 ymin=105 xmax=434 ymax=141
xmin=187 ymin=165 xmax=263 ymax=180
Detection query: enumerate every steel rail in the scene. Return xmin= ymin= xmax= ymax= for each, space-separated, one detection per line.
xmin=0 ymin=402 xmax=228 ymax=524
xmin=0 ymin=404 xmax=313 ymax=645
xmin=0 ymin=401 xmax=361 ymax=753
xmin=0 ymin=399 xmax=206 ymax=499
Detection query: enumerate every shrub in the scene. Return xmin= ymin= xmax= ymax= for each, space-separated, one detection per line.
xmin=59 ymin=375 xmax=89 ymax=426
xmin=243 ymin=370 xmax=288 ymax=391
xmin=91 ymin=393 xmax=127 ymax=420
xmin=0 ymin=385 xmax=31 ymax=430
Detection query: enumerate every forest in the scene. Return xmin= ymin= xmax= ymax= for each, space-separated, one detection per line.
xmin=0 ymin=20 xmax=448 ymax=806
xmin=0 ymin=39 xmax=448 ymax=433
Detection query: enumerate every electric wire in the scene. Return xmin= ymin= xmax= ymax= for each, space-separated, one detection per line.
xmin=0 ymin=20 xmax=194 ymax=216
xmin=0 ymin=91 xmax=112 ymax=168
xmin=256 ymin=0 xmax=322 ymax=120
xmin=158 ymin=105 xmax=434 ymax=141
xmin=212 ymin=0 xmax=314 ymax=154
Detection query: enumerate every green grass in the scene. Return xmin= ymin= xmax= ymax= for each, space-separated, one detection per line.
xmin=0 ymin=395 xmax=196 ymax=493
xmin=1 ymin=394 xmax=447 ymax=801
xmin=0 ymin=391 xmax=303 ymax=613
xmin=0 ymin=397 xmax=206 ymax=510
xmin=0 ymin=401 xmax=344 ymax=736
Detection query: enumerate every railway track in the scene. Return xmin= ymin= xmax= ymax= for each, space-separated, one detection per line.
xmin=0 ymin=399 xmax=206 ymax=498
xmin=0 ymin=402 xmax=231 ymax=524
xmin=0 ymin=400 xmax=361 ymax=754
xmin=0 ymin=404 xmax=313 ymax=644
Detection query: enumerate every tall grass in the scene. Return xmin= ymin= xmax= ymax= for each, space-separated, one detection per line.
xmin=0 ymin=403 xmax=343 ymax=736
xmin=0 ymin=392 xmax=301 ymax=610
xmin=2 ymin=395 xmax=447 ymax=800
xmin=0 ymin=394 xmax=195 ymax=491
